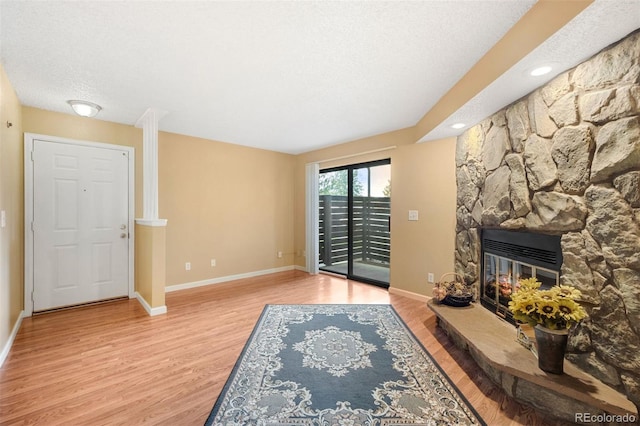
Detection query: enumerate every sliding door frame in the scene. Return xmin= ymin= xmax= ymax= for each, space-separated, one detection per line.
xmin=319 ymin=158 xmax=390 ymax=288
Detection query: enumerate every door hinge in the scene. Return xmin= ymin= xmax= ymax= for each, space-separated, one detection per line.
xmin=31 ymin=291 xmax=34 ymax=302
xmin=31 ymin=221 xmax=34 ymax=232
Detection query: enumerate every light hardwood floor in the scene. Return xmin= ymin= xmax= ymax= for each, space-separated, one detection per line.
xmin=0 ymin=271 xmax=567 ymax=425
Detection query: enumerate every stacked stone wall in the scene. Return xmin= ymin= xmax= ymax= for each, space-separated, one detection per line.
xmin=454 ymin=30 xmax=640 ymax=412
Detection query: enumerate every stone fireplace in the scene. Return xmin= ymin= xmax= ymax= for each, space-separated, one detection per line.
xmin=454 ymin=29 xmax=640 ymax=414
xmin=480 ymin=229 xmax=561 ymax=323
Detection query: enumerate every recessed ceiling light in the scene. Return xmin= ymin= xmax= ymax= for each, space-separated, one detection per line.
xmin=530 ymin=66 xmax=553 ymax=77
xmin=451 ymin=123 xmax=466 ymax=129
xmin=67 ymin=100 xmax=102 ymax=117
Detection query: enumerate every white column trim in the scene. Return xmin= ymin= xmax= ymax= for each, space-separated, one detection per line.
xmin=135 ymin=108 xmax=167 ymax=221
xmin=135 ymin=218 xmax=168 ymax=227
xmin=305 ymin=162 xmax=319 ymax=274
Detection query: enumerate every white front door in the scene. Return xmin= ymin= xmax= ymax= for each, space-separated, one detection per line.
xmin=32 ymin=139 xmax=130 ymax=311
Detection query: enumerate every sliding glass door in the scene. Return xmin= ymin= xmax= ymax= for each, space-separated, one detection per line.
xmin=318 ymin=159 xmax=390 ymax=288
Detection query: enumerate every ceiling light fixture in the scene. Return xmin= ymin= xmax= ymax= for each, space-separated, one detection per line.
xmin=530 ymin=65 xmax=553 ymax=77
xmin=67 ymin=100 xmax=102 ymax=117
xmin=451 ymin=123 xmax=466 ymax=129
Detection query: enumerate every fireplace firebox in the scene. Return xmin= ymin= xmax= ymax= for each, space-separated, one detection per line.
xmin=480 ymin=229 xmax=563 ymax=323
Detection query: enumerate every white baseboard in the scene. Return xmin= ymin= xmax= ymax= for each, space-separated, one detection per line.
xmin=135 ymin=292 xmax=167 ymax=316
xmin=165 ymin=265 xmax=296 ymax=293
xmin=294 ymin=265 xmax=307 ymax=272
xmin=389 ymin=286 xmax=431 ymax=303
xmin=0 ymin=310 xmax=25 ymax=368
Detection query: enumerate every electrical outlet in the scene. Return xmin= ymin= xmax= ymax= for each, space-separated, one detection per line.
xmin=277 ymin=251 xmax=283 ymax=258
xmin=408 ymin=210 xmax=419 ymax=221
xmin=428 ymin=273 xmax=435 ymax=283
xmin=211 ymin=259 xmax=216 ymax=267
xmin=185 ymin=262 xmax=191 ymax=271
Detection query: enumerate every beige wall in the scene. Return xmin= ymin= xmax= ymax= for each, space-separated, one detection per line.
xmin=21 ymin=108 xmax=296 ymax=290
xmin=0 ymin=83 xmax=459 ymax=360
xmin=13 ymin=101 xmax=457 ymax=317
xmin=0 ymin=64 xmax=24 ymax=356
xmin=19 ymin=105 xmax=457 ymax=298
xmin=158 ymin=132 xmax=295 ymax=286
xmin=389 ymin=137 xmax=456 ymax=296
xmin=294 ymin=128 xmax=457 ymax=297
xmin=135 ymin=224 xmax=166 ymax=308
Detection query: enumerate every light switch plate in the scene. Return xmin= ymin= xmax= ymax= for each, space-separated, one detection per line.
xmin=0 ymin=210 xmax=5 ymax=228
xmin=408 ymin=210 xmax=419 ymax=221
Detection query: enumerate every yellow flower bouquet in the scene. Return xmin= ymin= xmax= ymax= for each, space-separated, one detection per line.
xmin=508 ymin=277 xmax=587 ymax=330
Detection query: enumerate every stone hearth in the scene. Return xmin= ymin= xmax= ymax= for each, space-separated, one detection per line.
xmin=454 ymin=29 xmax=640 ymax=413
xmin=428 ymin=301 xmax=637 ymax=424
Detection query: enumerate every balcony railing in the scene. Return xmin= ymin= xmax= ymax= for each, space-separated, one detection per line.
xmin=319 ymin=195 xmax=390 ymax=267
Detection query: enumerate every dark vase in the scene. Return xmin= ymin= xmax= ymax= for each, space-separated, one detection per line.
xmin=534 ymin=325 xmax=569 ymax=374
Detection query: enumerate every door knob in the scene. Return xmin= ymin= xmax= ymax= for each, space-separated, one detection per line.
xmin=120 ymin=233 xmax=127 ymax=239
xmin=120 ymin=224 xmax=127 ymax=230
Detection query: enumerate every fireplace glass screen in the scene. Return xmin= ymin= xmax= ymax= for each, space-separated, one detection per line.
xmin=483 ymin=253 xmax=559 ymax=319
xmin=480 ymin=229 xmax=562 ymax=322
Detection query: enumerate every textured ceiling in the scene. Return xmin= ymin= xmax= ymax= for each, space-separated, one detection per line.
xmin=1 ymin=1 xmax=639 ymax=154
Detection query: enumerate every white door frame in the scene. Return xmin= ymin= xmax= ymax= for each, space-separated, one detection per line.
xmin=24 ymin=133 xmax=135 ymax=316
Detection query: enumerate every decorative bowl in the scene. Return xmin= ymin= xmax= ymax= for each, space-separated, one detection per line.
xmin=442 ymin=294 xmax=473 ymax=307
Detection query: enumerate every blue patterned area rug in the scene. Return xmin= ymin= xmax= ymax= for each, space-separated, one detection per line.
xmin=205 ymin=304 xmax=485 ymax=425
